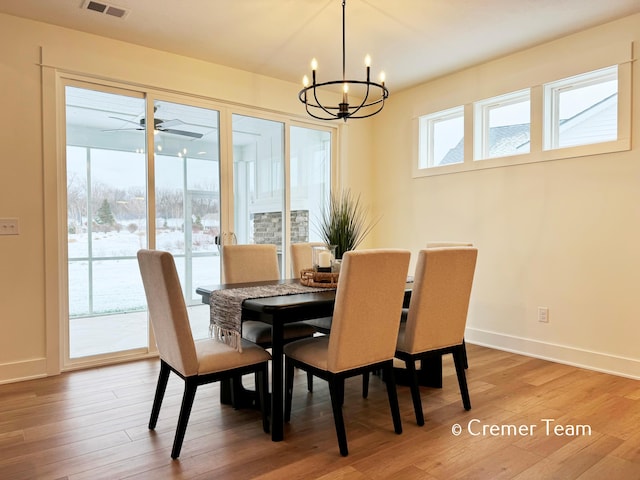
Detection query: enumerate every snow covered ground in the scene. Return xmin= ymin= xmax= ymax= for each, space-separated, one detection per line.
xmin=67 ymin=229 xmax=218 ymax=357
xmin=68 ymin=229 xmax=220 ymax=317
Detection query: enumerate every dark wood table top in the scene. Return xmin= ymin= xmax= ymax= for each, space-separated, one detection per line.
xmin=196 ymin=279 xmax=412 ymax=322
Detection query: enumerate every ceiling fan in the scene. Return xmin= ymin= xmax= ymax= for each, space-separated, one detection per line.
xmin=106 ymin=112 xmax=204 ymax=139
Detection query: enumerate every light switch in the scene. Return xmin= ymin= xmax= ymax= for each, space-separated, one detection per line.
xmin=0 ymin=218 xmax=20 ymax=235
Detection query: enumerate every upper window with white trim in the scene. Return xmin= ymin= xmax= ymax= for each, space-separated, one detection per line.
xmin=418 ymin=106 xmax=464 ymax=169
xmin=543 ymin=66 xmax=618 ymax=150
xmin=474 ymin=89 xmax=530 ymax=160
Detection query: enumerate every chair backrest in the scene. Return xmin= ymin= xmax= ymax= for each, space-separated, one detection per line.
xmin=290 ymin=242 xmax=326 ymax=278
xmin=327 ymin=249 xmax=410 ymax=372
xmin=403 ymin=247 xmax=477 ymax=354
xmin=137 ymin=249 xmax=199 ymax=376
xmin=426 ymin=241 xmax=473 ymax=248
xmin=222 ymin=244 xmax=280 ymax=283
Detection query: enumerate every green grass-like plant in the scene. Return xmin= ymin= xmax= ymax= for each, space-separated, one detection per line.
xmin=318 ymin=189 xmax=378 ymax=259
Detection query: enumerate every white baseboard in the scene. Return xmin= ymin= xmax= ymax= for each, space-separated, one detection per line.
xmin=0 ymin=358 xmax=47 ymax=385
xmin=465 ymin=327 xmax=640 ymax=380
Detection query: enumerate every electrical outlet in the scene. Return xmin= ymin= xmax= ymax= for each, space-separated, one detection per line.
xmin=0 ymin=218 xmax=19 ymax=235
xmin=538 ymin=307 xmax=549 ymax=323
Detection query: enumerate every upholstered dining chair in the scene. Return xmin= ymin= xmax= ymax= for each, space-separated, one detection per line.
xmin=137 ymin=249 xmax=271 ymax=459
xmin=395 ymin=247 xmax=477 ymax=426
xmin=222 ymin=244 xmax=318 ymax=346
xmin=290 ymin=242 xmax=333 ymax=334
xmin=290 ymin=242 xmax=326 ymax=278
xmin=426 ymin=241 xmax=473 ymax=369
xmin=222 ymin=244 xmax=317 ymax=393
xmin=284 ymin=249 xmax=411 ymax=456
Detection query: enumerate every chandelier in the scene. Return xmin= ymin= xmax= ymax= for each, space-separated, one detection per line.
xmin=298 ymin=0 xmax=389 ymax=121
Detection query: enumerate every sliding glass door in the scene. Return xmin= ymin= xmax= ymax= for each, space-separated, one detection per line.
xmin=62 ymin=79 xmax=334 ymax=367
xmin=65 ymin=86 xmax=220 ymax=360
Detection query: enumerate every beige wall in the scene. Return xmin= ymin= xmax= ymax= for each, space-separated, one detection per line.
xmin=371 ymin=14 xmax=640 ymax=378
xmin=0 ymin=12 xmax=370 ymax=383
xmin=1 ymin=10 xmax=638 ymax=383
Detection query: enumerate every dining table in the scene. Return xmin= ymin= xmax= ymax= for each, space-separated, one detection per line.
xmin=196 ymin=278 xmax=443 ymax=442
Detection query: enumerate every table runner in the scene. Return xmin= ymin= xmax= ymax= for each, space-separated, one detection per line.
xmin=209 ymin=283 xmax=334 ymax=352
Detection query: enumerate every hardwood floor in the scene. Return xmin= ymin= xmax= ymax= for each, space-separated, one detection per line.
xmin=0 ymin=344 xmax=638 ymax=479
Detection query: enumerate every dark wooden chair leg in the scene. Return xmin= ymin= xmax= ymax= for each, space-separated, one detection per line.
xmin=149 ymin=360 xmax=170 ymax=429
xmin=337 ymin=376 xmax=345 ymax=407
xmin=257 ymin=364 xmax=270 ymax=433
xmin=405 ymin=358 xmax=424 ymax=426
xmin=462 ymin=338 xmax=469 ymax=369
xmin=328 ymin=376 xmax=349 ymax=456
xmin=307 ymin=372 xmax=314 ymax=392
xmin=171 ymin=378 xmax=198 ymax=459
xmin=362 ymin=372 xmax=369 ymax=398
xmin=284 ymin=358 xmax=295 ymax=422
xmin=453 ymin=347 xmax=471 ymax=411
xmin=382 ymin=363 xmax=403 ymax=435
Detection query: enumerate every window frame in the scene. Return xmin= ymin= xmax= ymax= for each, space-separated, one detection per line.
xmin=543 ymin=65 xmax=618 ymax=151
xmin=474 ymin=89 xmax=531 ymax=161
xmin=417 ymin=105 xmax=465 ymax=170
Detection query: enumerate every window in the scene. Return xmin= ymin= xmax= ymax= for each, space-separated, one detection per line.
xmin=544 ymin=66 xmax=618 ymax=150
xmin=474 ymin=90 xmax=530 ymax=160
xmin=418 ymin=106 xmax=464 ymax=169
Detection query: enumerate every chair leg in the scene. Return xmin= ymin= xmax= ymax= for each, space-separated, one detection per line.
xmin=405 ymin=358 xmax=424 ymax=426
xmin=149 ymin=360 xmax=170 ymax=429
xmin=362 ymin=372 xmax=369 ymax=398
xmin=328 ymin=376 xmax=348 ymax=456
xmin=257 ymin=363 xmax=270 ymax=433
xmin=284 ymin=358 xmax=295 ymax=422
xmin=307 ymin=372 xmax=314 ymax=392
xmin=453 ymin=347 xmax=471 ymax=411
xmin=171 ymin=378 xmax=198 ymax=459
xmin=462 ymin=338 xmax=469 ymax=369
xmin=382 ymin=363 xmax=403 ymax=435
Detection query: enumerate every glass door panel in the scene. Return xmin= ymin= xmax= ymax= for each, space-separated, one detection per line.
xmin=65 ymin=86 xmax=148 ymax=359
xmin=231 ymin=114 xmax=285 ymax=272
xmin=290 ymin=125 xmax=331 ymax=246
xmin=153 ymin=100 xmax=221 ymax=339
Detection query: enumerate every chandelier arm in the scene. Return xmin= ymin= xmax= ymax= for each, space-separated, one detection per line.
xmin=347 ymin=82 xmax=372 ymax=117
xmin=312 ymin=85 xmax=342 ymax=117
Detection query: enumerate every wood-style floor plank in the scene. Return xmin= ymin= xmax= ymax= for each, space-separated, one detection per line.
xmin=0 ymin=345 xmax=638 ymax=480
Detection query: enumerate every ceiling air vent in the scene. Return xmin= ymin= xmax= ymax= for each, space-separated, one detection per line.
xmin=82 ymin=0 xmax=129 ymax=19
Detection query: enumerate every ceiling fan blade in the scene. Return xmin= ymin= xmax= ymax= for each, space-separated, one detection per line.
xmin=160 ymin=128 xmax=203 ymax=139
xmin=157 ymin=119 xmax=184 ymax=128
xmin=108 ymin=116 xmax=143 ymax=127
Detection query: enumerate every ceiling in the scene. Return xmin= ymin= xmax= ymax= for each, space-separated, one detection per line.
xmin=1 ymin=0 xmax=639 ymax=92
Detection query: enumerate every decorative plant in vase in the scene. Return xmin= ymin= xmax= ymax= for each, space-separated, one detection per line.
xmin=318 ymin=189 xmax=378 ymax=260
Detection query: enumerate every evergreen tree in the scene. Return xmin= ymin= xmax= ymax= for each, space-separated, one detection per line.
xmin=95 ymin=199 xmax=115 ymax=226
